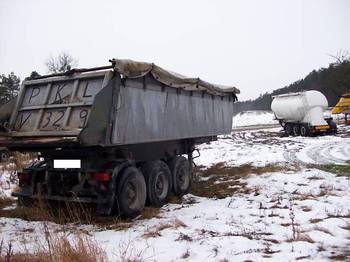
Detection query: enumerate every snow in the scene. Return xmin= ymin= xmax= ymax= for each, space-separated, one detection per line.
xmin=232 ymin=110 xmax=278 ymax=128
xmin=1 ymin=125 xmax=350 ymax=261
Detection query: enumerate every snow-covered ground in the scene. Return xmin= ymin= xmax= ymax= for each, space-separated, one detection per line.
xmin=1 ymin=125 xmax=350 ymax=261
xmin=232 ymin=110 xmax=278 ymax=128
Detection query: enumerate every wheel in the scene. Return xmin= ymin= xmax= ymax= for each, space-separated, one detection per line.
xmin=284 ymin=124 xmax=292 ymax=136
xmin=327 ymin=120 xmax=337 ymax=134
xmin=300 ymin=125 xmax=309 ymax=137
xmin=142 ymin=160 xmax=172 ymax=207
xmin=168 ymin=156 xmax=191 ymax=196
xmin=116 ymin=166 xmax=146 ymax=218
xmin=292 ymin=124 xmax=300 ymax=136
xmin=0 ymin=150 xmax=10 ymax=162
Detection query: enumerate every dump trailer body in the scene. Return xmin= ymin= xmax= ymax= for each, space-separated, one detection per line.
xmin=271 ymin=90 xmax=336 ymax=136
xmin=0 ymin=59 xmax=239 ymax=218
xmin=1 ymin=60 xmax=237 ymax=149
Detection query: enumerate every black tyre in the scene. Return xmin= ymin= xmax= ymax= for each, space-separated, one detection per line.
xmin=142 ymin=160 xmax=172 ymax=207
xmin=284 ymin=124 xmax=292 ymax=136
xmin=116 ymin=166 xmax=146 ymax=218
xmin=292 ymin=124 xmax=300 ymax=136
xmin=328 ymin=120 xmax=337 ymax=134
xmin=300 ymin=125 xmax=309 ymax=137
xmin=168 ymin=156 xmax=191 ymax=196
xmin=0 ymin=150 xmax=10 ymax=162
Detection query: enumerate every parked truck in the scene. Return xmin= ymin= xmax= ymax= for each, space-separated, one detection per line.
xmin=0 ymin=59 xmax=239 ymax=218
xmin=271 ymin=90 xmax=337 ymax=136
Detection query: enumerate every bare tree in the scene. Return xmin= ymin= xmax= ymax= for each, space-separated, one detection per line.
xmin=45 ymin=52 xmax=78 ymax=73
xmin=327 ymin=49 xmax=350 ymax=64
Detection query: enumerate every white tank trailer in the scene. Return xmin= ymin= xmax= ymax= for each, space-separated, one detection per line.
xmin=271 ymin=90 xmax=337 ymax=136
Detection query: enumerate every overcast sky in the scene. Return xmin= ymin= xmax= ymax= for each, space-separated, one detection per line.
xmin=0 ymin=0 xmax=349 ymax=100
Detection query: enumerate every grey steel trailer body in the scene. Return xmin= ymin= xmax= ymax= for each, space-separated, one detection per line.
xmin=0 ymin=59 xmax=239 ymax=217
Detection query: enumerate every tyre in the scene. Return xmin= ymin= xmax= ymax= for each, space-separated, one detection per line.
xmin=116 ymin=166 xmax=146 ymax=218
xmin=284 ymin=124 xmax=292 ymax=136
xmin=0 ymin=150 xmax=10 ymax=162
xmin=292 ymin=124 xmax=300 ymax=136
xmin=300 ymin=125 xmax=309 ymax=137
xmin=168 ymin=156 xmax=191 ymax=196
xmin=328 ymin=120 xmax=337 ymax=134
xmin=142 ymin=160 xmax=172 ymax=207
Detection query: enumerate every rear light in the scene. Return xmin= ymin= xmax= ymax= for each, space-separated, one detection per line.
xmin=93 ymin=172 xmax=110 ymax=182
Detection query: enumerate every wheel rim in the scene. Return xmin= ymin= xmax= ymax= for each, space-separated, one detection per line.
xmin=1 ymin=152 xmax=8 ymax=161
xmin=177 ymin=166 xmax=189 ymax=191
xmin=126 ymin=180 xmax=137 ymax=206
xmin=293 ymin=126 xmax=299 ymax=136
xmin=301 ymin=127 xmax=306 ymax=136
xmin=155 ymin=172 xmax=168 ymax=199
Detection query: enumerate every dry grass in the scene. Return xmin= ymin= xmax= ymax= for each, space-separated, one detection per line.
xmin=0 ymin=152 xmax=36 ymax=172
xmin=0 ymin=197 xmax=14 ymax=209
xmin=140 ymin=207 xmax=161 ymax=220
xmin=326 ymin=210 xmax=350 ymax=219
xmin=175 ymin=233 xmax=193 ymax=242
xmin=191 ymin=162 xmax=299 ymax=198
xmin=286 ymin=232 xmax=315 ymax=243
xmin=0 ymin=230 xmax=107 ymax=262
xmin=180 ymin=249 xmax=190 ymax=259
xmin=340 ymin=223 xmax=350 ymax=231
xmin=142 ymin=218 xmax=187 ymax=239
xmin=309 ymin=218 xmax=324 ymax=224
xmin=301 ymin=206 xmax=312 ymax=212
xmin=311 ymin=226 xmax=334 ymax=236
xmin=0 ymin=200 xmax=138 ymax=232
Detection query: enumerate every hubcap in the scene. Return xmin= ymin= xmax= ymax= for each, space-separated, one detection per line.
xmin=126 ymin=182 xmax=137 ymax=205
xmin=155 ymin=173 xmax=165 ymax=197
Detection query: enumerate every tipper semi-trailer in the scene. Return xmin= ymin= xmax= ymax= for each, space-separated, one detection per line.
xmin=0 ymin=59 xmax=240 ymax=218
xmin=271 ymin=90 xmax=337 ymax=136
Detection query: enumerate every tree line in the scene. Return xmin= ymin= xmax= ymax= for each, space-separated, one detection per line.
xmin=0 ymin=52 xmax=77 ymax=106
xmin=233 ymin=53 xmax=350 ymax=114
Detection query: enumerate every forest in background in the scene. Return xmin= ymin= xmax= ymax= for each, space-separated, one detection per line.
xmin=234 ymin=60 xmax=350 ymax=114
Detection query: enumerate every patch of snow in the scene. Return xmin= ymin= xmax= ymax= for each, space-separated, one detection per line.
xmin=232 ymin=110 xmax=278 ymax=128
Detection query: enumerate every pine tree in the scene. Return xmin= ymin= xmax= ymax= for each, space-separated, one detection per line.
xmin=0 ymin=72 xmax=20 ymax=105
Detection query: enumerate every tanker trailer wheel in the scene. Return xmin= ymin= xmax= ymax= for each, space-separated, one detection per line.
xmin=116 ymin=166 xmax=146 ymax=218
xmin=292 ymin=124 xmax=300 ymax=136
xmin=284 ymin=124 xmax=292 ymax=136
xmin=300 ymin=125 xmax=309 ymax=137
xmin=0 ymin=150 xmax=10 ymax=162
xmin=168 ymin=156 xmax=191 ymax=196
xmin=142 ymin=160 xmax=172 ymax=207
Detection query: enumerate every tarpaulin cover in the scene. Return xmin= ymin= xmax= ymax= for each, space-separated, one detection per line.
xmin=113 ymin=59 xmax=240 ymax=95
xmin=332 ymin=94 xmax=350 ymax=114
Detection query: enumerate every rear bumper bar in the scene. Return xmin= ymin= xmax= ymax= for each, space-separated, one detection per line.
xmin=11 ymin=192 xmax=98 ymax=203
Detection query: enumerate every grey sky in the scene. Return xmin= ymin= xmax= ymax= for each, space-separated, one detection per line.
xmin=0 ymin=0 xmax=349 ymax=100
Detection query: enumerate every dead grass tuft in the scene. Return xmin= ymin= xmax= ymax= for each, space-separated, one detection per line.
xmin=140 ymin=207 xmax=161 ymax=220
xmin=175 ymin=233 xmax=193 ymax=242
xmin=301 ymin=206 xmax=312 ymax=212
xmin=309 ymin=218 xmax=324 ymax=224
xmin=0 ymin=231 xmax=107 ymax=262
xmin=191 ymin=162 xmax=299 ymax=198
xmin=287 ymin=232 xmax=315 ymax=243
xmin=340 ymin=223 xmax=350 ymax=231
xmin=311 ymin=226 xmax=334 ymax=236
xmin=143 ymin=230 xmax=161 ymax=239
xmin=180 ymin=249 xmax=190 ymax=259
xmin=0 ymin=197 xmax=14 ymax=209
